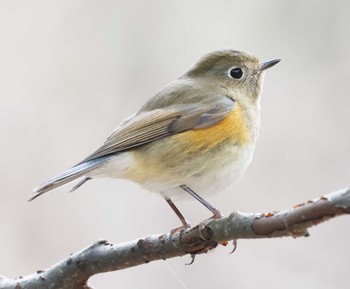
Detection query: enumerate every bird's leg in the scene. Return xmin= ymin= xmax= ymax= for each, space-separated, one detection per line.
xmin=164 ymin=196 xmax=191 ymax=232
xmin=179 ymin=184 xmax=223 ymax=220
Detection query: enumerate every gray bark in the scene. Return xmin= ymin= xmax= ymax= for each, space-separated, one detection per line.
xmin=1 ymin=187 xmax=349 ymax=289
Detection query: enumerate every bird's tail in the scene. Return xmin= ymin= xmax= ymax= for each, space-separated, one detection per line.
xmin=29 ymin=157 xmax=109 ymax=201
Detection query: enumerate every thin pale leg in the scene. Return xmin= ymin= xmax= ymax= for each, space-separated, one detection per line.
xmin=164 ymin=196 xmax=191 ymax=229
xmin=179 ymin=184 xmax=223 ymax=219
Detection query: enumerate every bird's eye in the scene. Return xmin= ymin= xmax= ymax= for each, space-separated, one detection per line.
xmin=229 ymin=67 xmax=243 ymax=79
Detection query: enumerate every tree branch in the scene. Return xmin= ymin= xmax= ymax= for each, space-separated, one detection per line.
xmin=1 ymin=187 xmax=349 ymax=289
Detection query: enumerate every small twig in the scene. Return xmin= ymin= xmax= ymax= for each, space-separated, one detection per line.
xmin=0 ymin=187 xmax=349 ymax=289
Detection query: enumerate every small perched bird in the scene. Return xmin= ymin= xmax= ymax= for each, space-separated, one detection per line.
xmin=31 ymin=49 xmax=279 ymax=228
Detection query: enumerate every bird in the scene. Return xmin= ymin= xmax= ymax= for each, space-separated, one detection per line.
xmin=30 ymin=49 xmax=280 ymax=228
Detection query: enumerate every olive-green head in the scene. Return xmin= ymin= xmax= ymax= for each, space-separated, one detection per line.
xmin=185 ymin=49 xmax=280 ymax=102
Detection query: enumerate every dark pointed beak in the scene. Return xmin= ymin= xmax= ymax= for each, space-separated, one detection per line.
xmin=259 ymin=59 xmax=281 ymax=71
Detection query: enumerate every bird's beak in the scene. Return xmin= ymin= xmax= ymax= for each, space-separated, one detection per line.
xmin=259 ymin=59 xmax=281 ymax=71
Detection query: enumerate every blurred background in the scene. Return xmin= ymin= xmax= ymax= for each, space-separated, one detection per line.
xmin=0 ymin=1 xmax=349 ymax=288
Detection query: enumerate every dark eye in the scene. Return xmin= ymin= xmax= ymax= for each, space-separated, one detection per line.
xmin=229 ymin=67 xmax=243 ymax=79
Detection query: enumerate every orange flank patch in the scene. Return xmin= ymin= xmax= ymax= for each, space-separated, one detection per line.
xmin=173 ymin=104 xmax=250 ymax=152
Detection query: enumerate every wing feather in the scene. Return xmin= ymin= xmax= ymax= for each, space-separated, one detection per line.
xmin=79 ymin=100 xmax=234 ymax=164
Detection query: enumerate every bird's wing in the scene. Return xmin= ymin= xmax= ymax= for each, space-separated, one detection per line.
xmin=79 ymin=100 xmax=234 ymax=163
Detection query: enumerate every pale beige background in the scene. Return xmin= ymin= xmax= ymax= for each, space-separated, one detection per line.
xmin=0 ymin=1 xmax=349 ymax=288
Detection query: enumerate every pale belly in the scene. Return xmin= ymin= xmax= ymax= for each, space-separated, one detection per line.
xmin=175 ymin=143 xmax=255 ymax=198
xmin=157 ymin=142 xmax=256 ymax=200
xmin=95 ymin=140 xmax=256 ymax=200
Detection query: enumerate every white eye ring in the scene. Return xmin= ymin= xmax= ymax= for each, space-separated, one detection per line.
xmin=228 ymin=67 xmax=244 ymax=79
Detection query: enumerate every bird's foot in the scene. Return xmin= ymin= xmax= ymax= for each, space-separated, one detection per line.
xmin=170 ymin=221 xmax=191 ymax=235
xmin=201 ymin=209 xmax=224 ymax=226
xmin=229 ymin=239 xmax=238 ymax=254
xmin=169 ymin=222 xmax=192 ymax=247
